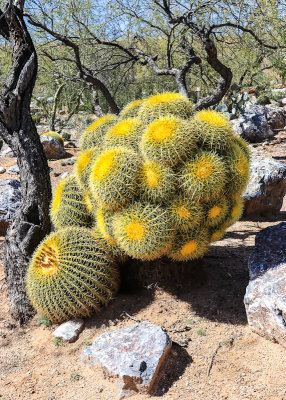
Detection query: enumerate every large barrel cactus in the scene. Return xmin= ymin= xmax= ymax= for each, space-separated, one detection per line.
xmin=26 ymin=227 xmax=119 ymax=323
xmin=27 ymin=91 xmax=250 ymax=322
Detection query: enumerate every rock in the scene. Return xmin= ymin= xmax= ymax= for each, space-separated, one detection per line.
xmin=0 ymin=167 xmax=6 ymax=174
xmin=40 ymin=135 xmax=67 ymax=160
xmin=61 ymin=159 xmax=76 ymax=166
xmin=53 ymin=318 xmax=84 ymax=343
xmin=61 ymin=172 xmax=69 ymax=179
xmin=7 ymin=165 xmax=19 ymax=175
xmin=64 ymin=141 xmax=77 ymax=148
xmin=231 ymin=105 xmax=274 ymax=142
xmin=50 ymin=171 xmax=61 ymax=177
xmin=0 ymin=179 xmax=21 ymax=235
xmin=244 ymin=223 xmax=286 ymax=348
xmin=243 ymin=149 xmax=286 ymax=217
xmin=81 ymin=321 xmax=171 ymax=399
xmin=265 ymin=106 xmax=285 ymax=130
xmin=0 ymin=147 xmax=14 ymax=157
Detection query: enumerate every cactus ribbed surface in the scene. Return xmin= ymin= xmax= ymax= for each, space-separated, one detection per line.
xmin=168 ymin=227 xmax=209 ymax=261
xmin=138 ymin=92 xmax=194 ymax=123
xmin=50 ymin=175 xmax=93 ymax=230
xmin=89 ymin=147 xmax=141 ymax=211
xmin=80 ymin=114 xmax=118 ymax=151
xmin=140 ymin=116 xmax=198 ymax=167
xmin=168 ymin=193 xmax=203 ymax=231
xmin=26 ymin=227 xmax=119 ymax=323
xmin=138 ymin=160 xmax=176 ymax=203
xmin=179 ymin=150 xmax=227 ymax=200
xmin=40 ymin=131 xmax=64 ymax=146
xmin=104 ymin=118 xmax=143 ymax=150
xmin=119 ymin=99 xmax=144 ymax=120
xmin=113 ymin=202 xmax=174 ymax=260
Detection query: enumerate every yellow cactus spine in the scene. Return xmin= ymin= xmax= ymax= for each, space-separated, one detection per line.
xmin=168 ymin=193 xmax=203 ymax=231
xmin=119 ymin=99 xmax=144 ymax=120
xmin=74 ymin=146 xmax=101 ymax=189
xmin=89 ymin=147 xmax=141 ymax=211
xmin=179 ymin=150 xmax=227 ymax=200
xmin=138 ymin=160 xmax=176 ymax=203
xmin=223 ymin=195 xmax=244 ymax=228
xmin=80 ymin=114 xmax=118 ymax=151
xmin=191 ymin=110 xmax=234 ymax=151
xmin=96 ymin=207 xmax=117 ymax=246
xmin=138 ymin=92 xmax=194 ymax=124
xmin=50 ymin=175 xmax=93 ymax=230
xmin=113 ymin=202 xmax=174 ymax=260
xmin=140 ymin=116 xmax=198 ymax=167
xmin=168 ymin=227 xmax=210 ymax=261
xmin=233 ymin=134 xmax=250 ymax=161
xmin=203 ymin=196 xmax=229 ymax=227
xmin=104 ymin=118 xmax=143 ymax=151
xmin=26 ymin=227 xmax=119 ymax=323
xmin=225 ymin=143 xmax=249 ymax=195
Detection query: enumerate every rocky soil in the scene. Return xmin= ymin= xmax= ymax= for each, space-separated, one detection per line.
xmin=0 ymin=127 xmax=285 ymax=400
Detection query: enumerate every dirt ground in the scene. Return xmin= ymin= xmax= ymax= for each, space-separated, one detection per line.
xmin=0 ymin=132 xmax=286 ymax=400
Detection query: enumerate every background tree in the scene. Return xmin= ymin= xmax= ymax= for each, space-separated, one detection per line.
xmin=0 ymin=0 xmax=52 ymax=323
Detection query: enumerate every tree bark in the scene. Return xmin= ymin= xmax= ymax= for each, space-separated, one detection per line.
xmin=0 ymin=2 xmax=52 ymax=323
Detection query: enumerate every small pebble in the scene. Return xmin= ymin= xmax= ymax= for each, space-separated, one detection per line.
xmin=50 ymin=171 xmax=61 ymax=177
xmin=0 ymin=167 xmax=6 ymax=174
xmin=61 ymin=172 xmax=69 ymax=179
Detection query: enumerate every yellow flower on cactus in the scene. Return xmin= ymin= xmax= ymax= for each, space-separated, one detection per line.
xmin=113 ymin=202 xmax=174 ymax=260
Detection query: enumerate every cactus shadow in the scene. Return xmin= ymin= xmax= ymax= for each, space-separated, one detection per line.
xmin=85 ymin=282 xmax=155 ymax=330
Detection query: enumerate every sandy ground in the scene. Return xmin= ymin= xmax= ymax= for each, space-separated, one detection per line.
xmin=0 ymin=132 xmax=286 ymax=400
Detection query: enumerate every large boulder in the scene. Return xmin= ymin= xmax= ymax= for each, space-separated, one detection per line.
xmin=0 ymin=179 xmax=21 ymax=235
xmin=231 ymin=105 xmax=285 ymax=142
xmin=40 ymin=135 xmax=67 ymax=160
xmin=243 ymin=149 xmax=286 ymax=217
xmin=244 ymin=223 xmax=286 ymax=348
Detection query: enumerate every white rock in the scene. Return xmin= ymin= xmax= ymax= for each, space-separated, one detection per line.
xmin=53 ymin=318 xmax=84 ymax=343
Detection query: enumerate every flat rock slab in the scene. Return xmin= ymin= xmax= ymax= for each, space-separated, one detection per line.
xmin=244 ymin=223 xmax=286 ymax=347
xmin=81 ymin=321 xmax=172 ymax=399
xmin=53 ymin=318 xmax=84 ymax=343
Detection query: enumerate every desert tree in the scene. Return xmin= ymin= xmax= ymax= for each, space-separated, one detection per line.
xmin=0 ymin=0 xmax=52 ymax=323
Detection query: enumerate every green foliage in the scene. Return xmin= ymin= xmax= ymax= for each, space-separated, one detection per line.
xmin=53 ymin=337 xmax=65 ymax=347
xmin=38 ymin=317 xmax=52 ymax=327
xmin=26 ymin=227 xmax=119 ymax=323
xmin=257 ymin=94 xmax=271 ymax=105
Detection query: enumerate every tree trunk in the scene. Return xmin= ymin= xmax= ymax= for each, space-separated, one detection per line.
xmin=0 ymin=2 xmax=52 ymax=324
xmin=175 ymin=70 xmax=189 ymax=98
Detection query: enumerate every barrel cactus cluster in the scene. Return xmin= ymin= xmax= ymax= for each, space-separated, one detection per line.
xmin=26 ymin=92 xmax=250 ymax=322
